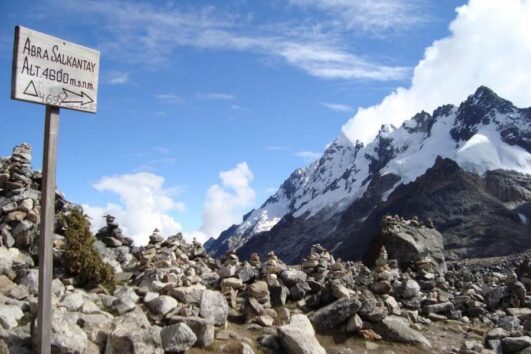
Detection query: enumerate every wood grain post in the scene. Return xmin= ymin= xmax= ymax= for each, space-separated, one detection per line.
xmin=37 ymin=105 xmax=59 ymax=354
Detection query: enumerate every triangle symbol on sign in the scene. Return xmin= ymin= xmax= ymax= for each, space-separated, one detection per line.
xmin=23 ymin=81 xmax=38 ymax=97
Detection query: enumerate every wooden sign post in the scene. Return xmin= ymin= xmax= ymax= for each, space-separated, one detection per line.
xmin=11 ymin=26 xmax=100 ymax=354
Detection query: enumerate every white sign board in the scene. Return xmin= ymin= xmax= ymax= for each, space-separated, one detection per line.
xmin=11 ymin=26 xmax=100 ymax=113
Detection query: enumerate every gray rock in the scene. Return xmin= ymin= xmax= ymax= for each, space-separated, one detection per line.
xmin=80 ymin=300 xmax=100 ymax=314
xmin=259 ymin=334 xmax=282 ymax=352
xmin=499 ymin=316 xmax=520 ymax=333
xmin=218 ymin=265 xmax=236 ymax=278
xmin=0 ymin=304 xmax=24 ymax=329
xmin=373 ymin=315 xmax=431 ymax=347
xmin=270 ymin=285 xmax=289 ymax=307
xmin=364 ymin=218 xmax=446 ymax=273
xmin=517 ymin=347 xmax=531 ymax=354
xmin=238 ymin=262 xmax=258 ymax=283
xmin=309 ymin=298 xmax=361 ymax=331
xmin=487 ymin=339 xmax=503 ymax=353
xmin=422 ymin=301 xmax=453 ymax=315
xmin=241 ymin=342 xmax=255 ymax=354
xmin=0 ymin=248 xmax=14 ymax=276
xmin=1 ymin=228 xmax=14 ymax=249
xmin=143 ymin=292 xmax=159 ymax=303
xmin=506 ymin=308 xmax=531 ymax=320
xmin=169 ymin=284 xmax=205 ymax=305
xmin=501 ymin=336 xmax=531 ymax=353
xmin=112 ymin=286 xmax=139 ymax=315
xmin=18 ymin=268 xmax=38 ymax=295
xmin=160 ymin=323 xmax=197 ymax=353
xmin=105 ymin=307 xmax=163 ymax=354
xmin=199 ymin=290 xmax=228 ymax=326
xmin=166 ymin=315 xmax=214 ymax=348
xmin=345 ymin=314 xmax=363 ymax=333
xmin=12 ymin=221 xmax=35 ymax=250
xmin=52 ymin=278 xmax=66 ymax=298
xmin=280 ymin=269 xmax=307 ymax=287
xmin=400 ymin=280 xmax=421 ymax=299
xmin=278 ymin=314 xmax=326 ymax=354
xmin=77 ymin=312 xmax=114 ymax=348
xmin=5 ymin=284 xmax=29 ymax=300
xmin=249 ymin=281 xmax=269 ymax=299
xmin=0 ymin=339 xmax=8 ymax=354
xmin=486 ymin=328 xmax=510 ymax=340
xmin=0 ymin=276 xmax=15 ymax=294
xmin=460 ymin=340 xmax=484 ymax=353
xmin=62 ymin=292 xmax=85 ymax=311
xmin=146 ymin=295 xmax=177 ymax=316
xmin=363 ymin=301 xmax=388 ymax=322
xmin=485 ymin=286 xmax=505 ymax=309
xmin=49 ymin=310 xmax=88 ymax=354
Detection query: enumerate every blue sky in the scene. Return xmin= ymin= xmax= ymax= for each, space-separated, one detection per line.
xmin=2 ymin=0 xmax=529 ymax=244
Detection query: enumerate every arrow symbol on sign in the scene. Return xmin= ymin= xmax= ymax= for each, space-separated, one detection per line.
xmin=62 ymin=88 xmax=94 ymax=106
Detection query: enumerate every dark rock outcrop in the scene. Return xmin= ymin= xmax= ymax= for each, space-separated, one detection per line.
xmin=363 ymin=215 xmax=446 ymax=273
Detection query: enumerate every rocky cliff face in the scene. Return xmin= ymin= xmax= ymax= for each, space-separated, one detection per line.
xmin=207 ymin=87 xmax=531 ymax=263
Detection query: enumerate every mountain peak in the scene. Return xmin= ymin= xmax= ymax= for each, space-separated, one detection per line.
xmin=207 ymin=87 xmax=531 ymax=261
xmin=473 ymin=85 xmax=497 ymax=99
xmin=465 ymin=85 xmax=513 ymax=112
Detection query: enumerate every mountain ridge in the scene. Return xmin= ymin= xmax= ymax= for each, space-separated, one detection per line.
xmin=206 ymin=86 xmax=531 ymax=261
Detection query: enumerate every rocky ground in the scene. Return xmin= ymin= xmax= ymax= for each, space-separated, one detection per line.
xmin=1 ymin=144 xmax=531 ymax=354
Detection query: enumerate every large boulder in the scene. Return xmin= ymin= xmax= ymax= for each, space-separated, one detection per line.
xmin=112 ymin=286 xmax=139 ymax=315
xmin=364 ymin=217 xmax=446 ymax=273
xmin=33 ymin=309 xmax=89 ymax=354
xmin=0 ymin=304 xmax=24 ymax=329
xmin=199 ymin=290 xmax=228 ymax=326
xmin=105 ymin=307 xmax=163 ymax=354
xmin=61 ymin=292 xmax=86 ymax=312
xmin=308 ymin=298 xmax=361 ymax=331
xmin=373 ymin=316 xmax=431 ymax=347
xmin=77 ymin=312 xmax=114 ymax=350
xmin=160 ymin=323 xmax=197 ymax=353
xmin=146 ymin=295 xmax=177 ymax=316
xmin=169 ymin=284 xmax=205 ymax=305
xmin=280 ymin=269 xmax=307 ymax=287
xmin=166 ymin=315 xmax=214 ymax=348
xmin=278 ymin=314 xmax=326 ymax=354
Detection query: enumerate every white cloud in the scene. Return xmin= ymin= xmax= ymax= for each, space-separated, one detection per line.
xmin=156 ymin=94 xmax=184 ymax=104
xmin=54 ymin=0 xmax=412 ymax=82
xmin=197 ymin=92 xmax=235 ymax=100
xmin=342 ymin=0 xmax=531 ymax=145
xmin=290 ymin=0 xmax=426 ymax=33
xmin=188 ymin=162 xmax=255 ymax=242
xmin=322 ymin=102 xmax=354 ymax=112
xmin=83 ymin=172 xmax=185 ymax=245
xmin=294 ymin=151 xmax=322 ymax=162
xmin=278 ymin=43 xmax=409 ymax=81
xmin=106 ymin=71 xmax=129 ymax=85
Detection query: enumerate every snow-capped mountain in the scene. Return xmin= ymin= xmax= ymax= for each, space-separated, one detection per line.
xmin=205 ymin=87 xmax=531 ymax=261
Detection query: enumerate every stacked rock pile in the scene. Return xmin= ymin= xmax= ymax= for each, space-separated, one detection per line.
xmin=0 ymin=144 xmax=41 ymax=252
xmin=0 ymin=144 xmax=530 ymax=354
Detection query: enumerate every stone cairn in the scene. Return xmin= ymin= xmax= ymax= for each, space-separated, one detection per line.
xmin=95 ymin=214 xmax=134 ymax=248
xmin=0 ymin=144 xmax=42 ymax=252
xmin=1 ymin=145 xmax=531 ymax=354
